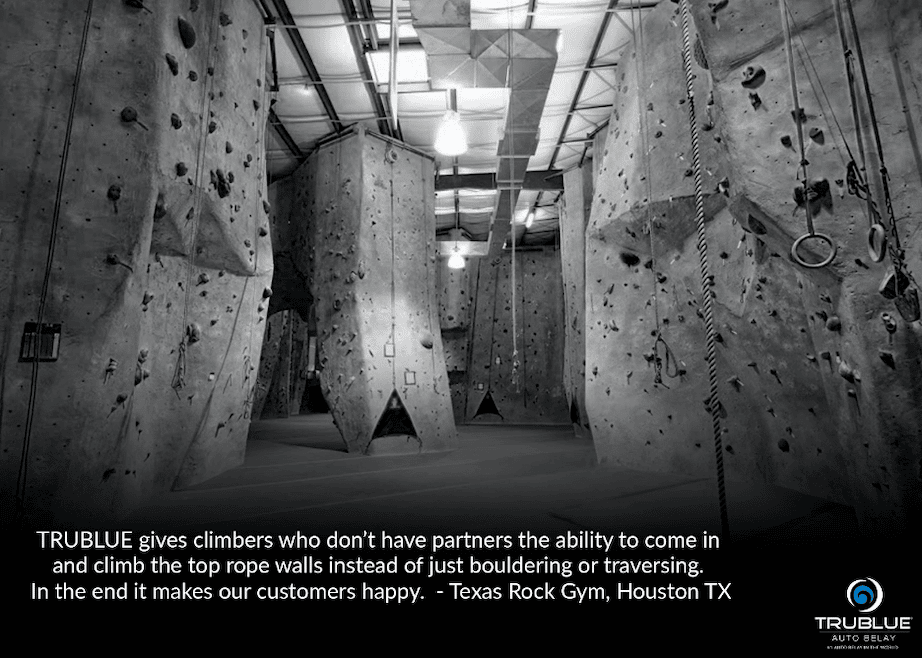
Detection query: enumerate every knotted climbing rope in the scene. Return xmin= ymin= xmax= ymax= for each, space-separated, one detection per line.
xmin=678 ymin=0 xmax=730 ymax=540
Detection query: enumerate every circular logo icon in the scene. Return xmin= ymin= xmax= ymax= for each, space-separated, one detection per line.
xmin=846 ymin=578 xmax=884 ymax=613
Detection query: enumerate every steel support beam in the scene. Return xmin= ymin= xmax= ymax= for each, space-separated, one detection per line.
xmin=436 ymin=170 xmax=563 ymax=192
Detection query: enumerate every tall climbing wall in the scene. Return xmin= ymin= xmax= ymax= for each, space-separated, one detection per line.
xmin=561 ymin=164 xmax=594 ymax=435
xmin=587 ymin=0 xmax=921 ymax=534
xmin=437 ymin=260 xmax=475 ymax=422
xmin=286 ymin=129 xmax=457 ymax=454
xmin=0 ymin=0 xmax=272 ymax=525
xmin=466 ymin=249 xmax=569 ymax=424
xmin=252 ymin=310 xmax=311 ymax=419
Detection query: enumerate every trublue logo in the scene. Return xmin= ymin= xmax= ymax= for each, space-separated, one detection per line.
xmin=846 ymin=578 xmax=884 ymax=613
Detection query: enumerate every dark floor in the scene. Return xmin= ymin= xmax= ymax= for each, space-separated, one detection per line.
xmin=128 ymin=414 xmax=861 ymax=544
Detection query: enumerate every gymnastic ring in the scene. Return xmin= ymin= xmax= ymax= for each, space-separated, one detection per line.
xmin=791 ymin=232 xmax=837 ymax=269
xmin=867 ymin=223 xmax=887 ymax=263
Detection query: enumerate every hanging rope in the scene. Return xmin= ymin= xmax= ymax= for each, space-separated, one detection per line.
xmin=830 ymin=0 xmax=885 ymax=261
xmin=843 ymin=0 xmax=919 ymax=320
xmin=629 ymin=0 xmax=679 ymax=387
xmin=173 ymin=3 xmax=224 ymax=393
xmin=507 ymin=1 xmax=520 ymax=390
xmin=678 ymin=0 xmax=730 ymax=541
xmin=780 ymin=0 xmax=837 ymax=269
xmin=16 ymin=0 xmax=96 ymax=525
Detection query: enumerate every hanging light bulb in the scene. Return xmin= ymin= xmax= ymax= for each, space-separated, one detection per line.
xmin=434 ymin=110 xmax=468 ymax=156
xmin=447 ymin=245 xmax=466 ymax=269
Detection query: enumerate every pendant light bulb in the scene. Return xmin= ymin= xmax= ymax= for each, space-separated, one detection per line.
xmin=447 ymin=248 xmax=466 ymax=269
xmin=435 ymin=110 xmax=468 ymax=157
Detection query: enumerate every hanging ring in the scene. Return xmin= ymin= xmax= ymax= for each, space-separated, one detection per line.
xmin=791 ymin=232 xmax=837 ymax=268
xmin=867 ymin=223 xmax=887 ymax=263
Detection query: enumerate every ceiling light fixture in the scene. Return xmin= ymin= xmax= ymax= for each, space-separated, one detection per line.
xmin=525 ymin=210 xmax=535 ymax=228
xmin=447 ymin=246 xmax=466 ymax=269
xmin=435 ymin=110 xmax=468 ymax=156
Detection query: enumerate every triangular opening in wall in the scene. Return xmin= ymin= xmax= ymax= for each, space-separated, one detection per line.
xmin=372 ymin=389 xmax=418 ymax=439
xmin=473 ymin=390 xmax=503 ymax=420
xmin=569 ymin=398 xmax=581 ymax=425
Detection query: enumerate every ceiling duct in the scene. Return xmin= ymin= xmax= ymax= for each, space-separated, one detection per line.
xmin=410 ymin=0 xmax=558 ymax=253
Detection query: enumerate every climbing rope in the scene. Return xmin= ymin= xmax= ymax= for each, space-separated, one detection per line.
xmin=780 ymin=0 xmax=836 ymax=269
xmin=507 ymin=1 xmax=520 ymax=390
xmin=16 ymin=0 xmax=96 ymax=525
xmin=629 ymin=0 xmax=677 ymax=387
xmin=678 ymin=0 xmax=730 ymax=540
xmin=843 ymin=0 xmax=919 ymax=320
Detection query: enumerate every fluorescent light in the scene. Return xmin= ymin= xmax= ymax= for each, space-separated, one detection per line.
xmin=525 ymin=211 xmax=535 ymax=228
xmin=447 ymin=251 xmax=466 ymax=269
xmin=434 ymin=110 xmax=468 ymax=156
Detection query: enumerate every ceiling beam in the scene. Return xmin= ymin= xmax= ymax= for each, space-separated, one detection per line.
xmin=338 ymin=0 xmax=396 ymax=138
xmin=436 ymin=170 xmax=564 ymax=192
xmin=268 ymin=108 xmax=305 ymax=163
xmin=547 ymin=0 xmax=619 ymax=170
xmin=268 ymin=0 xmax=343 ymax=133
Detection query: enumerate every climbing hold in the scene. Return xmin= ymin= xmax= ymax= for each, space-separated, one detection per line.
xmin=780 ymin=135 xmax=792 ymax=148
xmin=107 ymin=185 xmax=121 ymax=202
xmin=878 ymin=269 xmax=910 ymax=300
xmin=176 ymin=162 xmax=187 ymax=176
xmin=878 ymin=350 xmax=895 ymax=369
xmin=219 ymin=12 xmax=232 ymax=26
xmin=262 ymin=200 xmax=271 ymax=214
xmin=420 ymin=334 xmax=433 ymax=349
xmin=197 ymin=273 xmax=210 ymax=285
xmin=208 ymin=121 xmax=217 ymax=133
xmin=124 ymin=0 xmax=152 ymax=13
xmin=212 ymin=169 xmax=231 ymax=198
xmin=188 ymin=71 xmax=198 ymax=82
xmin=791 ymin=107 xmax=807 ymax=123
xmin=825 ymin=316 xmax=841 ymax=332
xmin=777 ymin=438 xmax=790 ymax=453
xmin=741 ymin=65 xmax=766 ymax=89
xmin=808 ymin=127 xmax=824 ymax=144
xmin=838 ymin=360 xmax=854 ymax=382
xmin=253 ymin=99 xmax=261 ymax=111
xmin=654 ymin=130 xmax=663 ymax=138
xmin=171 ymin=113 xmax=182 ymax=129
xmin=716 ymin=177 xmax=730 ymax=196
xmin=120 ymin=106 xmax=148 ymax=130
xmin=693 ymin=36 xmax=709 ymax=70
xmin=142 ymin=292 xmax=154 ymax=306
xmin=165 ymin=53 xmax=179 ymax=75
xmin=178 ymin=17 xmax=196 ymax=49
xmin=262 ymin=287 xmax=272 ymax=299
xmin=186 ymin=323 xmax=202 ymax=344
xmin=190 ymin=0 xmax=199 ymax=11
xmin=881 ymin=312 xmax=897 ymax=334
xmin=749 ymin=93 xmax=761 ymax=110
xmin=258 ymin=226 xmax=268 ymax=237
xmin=225 ymin=141 xmax=233 ymax=154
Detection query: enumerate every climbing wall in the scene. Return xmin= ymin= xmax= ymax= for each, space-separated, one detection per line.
xmin=0 ymin=0 xmax=272 ymax=524
xmin=437 ymin=261 xmax=475 ymax=422
xmin=253 ymin=310 xmax=311 ymax=419
xmin=561 ymin=164 xmax=594 ymax=435
xmin=287 ymin=129 xmax=457 ymax=454
xmin=466 ymin=249 xmax=569 ymax=424
xmin=587 ymin=0 xmax=922 ymax=534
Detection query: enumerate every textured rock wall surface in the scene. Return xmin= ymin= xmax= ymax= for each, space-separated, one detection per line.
xmin=465 ymin=249 xmax=569 ymax=424
xmin=437 ymin=262 xmax=475 ymax=422
xmin=286 ymin=130 xmax=457 ymax=454
xmin=0 ymin=0 xmax=271 ymax=525
xmin=587 ymin=0 xmax=921 ymax=533
xmin=561 ymin=164 xmax=594 ymax=434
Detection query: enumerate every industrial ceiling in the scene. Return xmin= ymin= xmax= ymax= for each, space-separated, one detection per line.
xmin=257 ymin=0 xmax=657 ymax=246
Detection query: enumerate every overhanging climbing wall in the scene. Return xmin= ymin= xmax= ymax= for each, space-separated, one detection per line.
xmin=288 ymin=129 xmax=456 ymax=454
xmin=466 ymin=249 xmax=569 ymax=424
xmin=0 ymin=0 xmax=272 ymax=525
xmin=588 ymin=0 xmax=921 ymax=535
